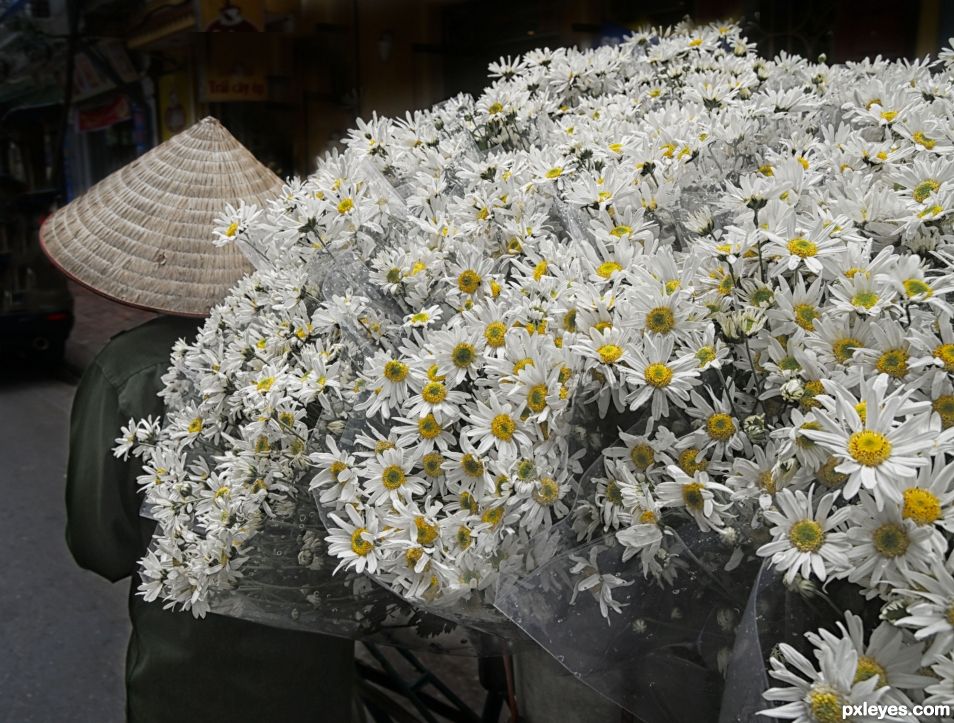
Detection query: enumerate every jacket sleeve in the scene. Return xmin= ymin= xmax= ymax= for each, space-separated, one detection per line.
xmin=65 ymin=361 xmax=145 ymax=582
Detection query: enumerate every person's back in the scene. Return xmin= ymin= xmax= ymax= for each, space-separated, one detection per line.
xmin=67 ymin=316 xmax=355 ymax=722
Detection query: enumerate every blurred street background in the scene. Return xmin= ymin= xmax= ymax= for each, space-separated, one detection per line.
xmin=2 ymin=0 xmax=954 ymax=720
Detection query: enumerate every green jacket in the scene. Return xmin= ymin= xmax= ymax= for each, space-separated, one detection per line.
xmin=66 ymin=316 xmax=354 ymax=723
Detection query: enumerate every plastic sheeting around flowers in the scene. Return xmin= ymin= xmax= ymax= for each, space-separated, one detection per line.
xmin=141 ymin=494 xmax=510 ymax=655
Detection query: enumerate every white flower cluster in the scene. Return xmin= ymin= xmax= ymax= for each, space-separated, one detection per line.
xmin=116 ymin=18 xmax=954 ymax=713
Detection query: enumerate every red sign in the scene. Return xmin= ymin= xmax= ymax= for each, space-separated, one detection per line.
xmin=76 ymin=95 xmax=131 ymax=132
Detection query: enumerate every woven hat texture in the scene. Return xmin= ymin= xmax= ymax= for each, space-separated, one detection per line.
xmin=40 ymin=116 xmax=282 ymax=316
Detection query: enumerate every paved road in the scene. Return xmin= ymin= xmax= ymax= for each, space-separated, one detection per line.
xmin=0 ymin=370 xmax=128 ymax=722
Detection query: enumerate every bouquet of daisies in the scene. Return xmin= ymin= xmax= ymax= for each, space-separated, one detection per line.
xmin=115 ymin=17 xmax=954 ymax=721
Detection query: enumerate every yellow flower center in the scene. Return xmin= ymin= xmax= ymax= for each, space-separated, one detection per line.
xmin=695 ymin=346 xmax=716 ymax=367
xmin=644 ymin=363 xmax=673 ymax=388
xmin=257 ymin=376 xmax=275 ymax=392
xmin=337 ymin=197 xmax=354 ymax=214
xmin=934 ymin=343 xmax=954 ymax=372
xmin=789 ymin=519 xmax=825 ymax=552
xmin=532 ymin=476 xmax=560 ymax=505
xmin=527 ymin=385 xmax=548 ymax=413
xmin=914 ymin=179 xmax=940 ymax=203
xmin=787 ymin=237 xmax=818 ymax=258
xmin=418 ymin=414 xmax=442 ymax=440
xmin=410 ymin=312 xmax=430 ymax=324
xmin=872 ymin=521 xmax=909 ymax=558
xmin=515 ymin=459 xmax=536 ymax=480
xmin=852 ymin=290 xmax=880 ymax=309
xmin=484 ymin=321 xmax=507 ymax=347
xmin=188 ymin=417 xmax=203 ymax=434
xmin=706 ymin=413 xmax=736 ymax=441
xmin=490 ymin=414 xmax=516 ymax=441
xmin=855 ymin=401 xmax=867 ymax=424
xmin=682 ymin=482 xmax=705 ymax=511
xmin=451 ymin=342 xmax=477 ymax=368
xmin=832 ymin=337 xmax=862 ymax=364
xmin=457 ymin=269 xmax=482 ymax=294
xmin=598 ymin=344 xmax=623 ymax=364
xmin=913 ymin=131 xmax=935 ymax=149
xmin=800 ymin=380 xmax=825 ymax=410
xmin=415 ymin=516 xmax=439 ymax=546
xmin=933 ymin=395 xmax=954 ymax=429
xmin=876 ymin=348 xmax=909 ymax=379
xmin=421 ymin=451 xmax=444 ymax=477
xmin=815 ymin=456 xmax=848 ymax=488
xmin=904 ymin=278 xmax=933 ymax=298
xmin=329 ymin=460 xmax=348 ymax=482
xmin=603 ymin=479 xmax=623 ymax=505
xmin=482 ymin=506 xmax=503 ymax=527
xmin=679 ymin=448 xmax=708 ymax=474
xmin=545 ymin=166 xmax=564 ymax=179
xmin=717 ymin=274 xmax=734 ymax=296
xmin=793 ymin=303 xmax=819 ymax=331
xmin=420 ymin=382 xmax=448 ymax=407
xmin=456 ymin=525 xmax=473 ymax=549
xmin=847 ymin=430 xmax=892 ymax=466
xmin=645 ymin=306 xmax=676 ymax=334
xmin=880 ymin=110 xmax=897 ymax=122
xmin=375 ymin=439 xmax=395 ymax=454
xmin=225 ymin=221 xmax=239 ymax=237
xmin=561 ymin=309 xmax=578 ymax=333
xmin=513 ymin=357 xmax=535 ymax=374
xmin=758 ymin=470 xmax=777 ymax=494
xmin=383 ymin=360 xmax=409 ymax=382
xmin=808 ymin=689 xmax=844 ymax=723
xmin=488 ymin=101 xmax=503 ymax=114
xmin=461 ymin=453 xmax=484 ymax=478
xmin=630 ymin=443 xmax=655 ymax=470
xmin=638 ymin=509 xmax=658 ymax=524
xmin=609 ymin=224 xmax=632 ymax=238
xmin=381 ymin=465 xmax=406 ymax=490
xmin=405 ymin=546 xmax=425 ymax=569
xmin=351 ymin=528 xmax=373 ymax=556
xmin=796 ymin=421 xmax=821 ymax=449
xmin=596 ymin=260 xmax=623 ymax=279
xmin=902 ymin=488 xmax=942 ymax=526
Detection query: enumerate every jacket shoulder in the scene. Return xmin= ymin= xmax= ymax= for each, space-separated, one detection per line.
xmin=92 ymin=316 xmax=200 ymax=389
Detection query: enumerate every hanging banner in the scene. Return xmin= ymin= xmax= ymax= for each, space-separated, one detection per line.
xmin=158 ymin=71 xmax=196 ymax=140
xmin=204 ymin=34 xmax=268 ymax=102
xmin=76 ymin=95 xmax=131 ymax=132
xmin=72 ymin=41 xmax=140 ymax=102
xmin=199 ymin=0 xmax=264 ymax=31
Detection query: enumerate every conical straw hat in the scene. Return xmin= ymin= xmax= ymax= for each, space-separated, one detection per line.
xmin=40 ymin=116 xmax=282 ymax=316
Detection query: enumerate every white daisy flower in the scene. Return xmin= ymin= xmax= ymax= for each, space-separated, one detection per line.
xmin=801 ymin=374 xmax=933 ymax=506
xmin=326 ymin=505 xmax=386 ymax=574
xmin=656 ymin=465 xmax=732 ymax=532
xmin=757 ymin=488 xmax=851 ymax=584
xmin=846 ymin=492 xmax=935 ymax=593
